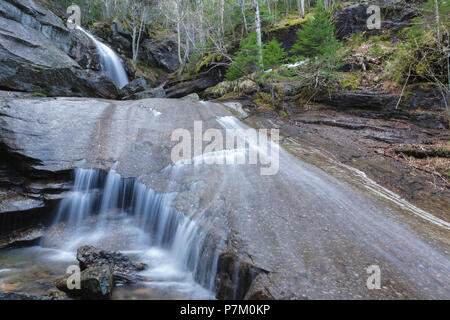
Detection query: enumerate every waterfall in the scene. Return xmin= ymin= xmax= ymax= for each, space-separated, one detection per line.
xmin=76 ymin=26 xmax=129 ymax=89
xmin=50 ymin=168 xmax=221 ymax=299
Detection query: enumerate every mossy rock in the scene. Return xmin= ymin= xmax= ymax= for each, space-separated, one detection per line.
xmin=268 ymin=13 xmax=313 ymax=32
xmin=253 ymin=92 xmax=276 ymax=110
xmin=195 ymin=54 xmax=223 ymax=74
xmin=218 ymin=91 xmax=245 ymax=100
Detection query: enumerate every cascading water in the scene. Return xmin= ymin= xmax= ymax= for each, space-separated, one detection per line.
xmin=46 ymin=168 xmax=221 ymax=299
xmin=76 ymin=26 xmax=129 ymax=89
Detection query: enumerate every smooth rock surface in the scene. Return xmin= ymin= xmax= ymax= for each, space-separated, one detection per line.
xmin=0 ymin=92 xmax=449 ymax=299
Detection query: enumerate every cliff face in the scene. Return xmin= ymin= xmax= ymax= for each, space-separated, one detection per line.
xmin=0 ymin=0 xmax=118 ymax=98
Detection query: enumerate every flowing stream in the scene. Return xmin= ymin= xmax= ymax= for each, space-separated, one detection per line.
xmin=0 ymin=167 xmax=221 ymax=299
xmin=77 ymin=26 xmax=129 ymax=89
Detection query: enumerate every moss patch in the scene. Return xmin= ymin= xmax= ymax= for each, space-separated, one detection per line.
xmin=339 ymin=73 xmax=361 ymax=90
xmin=268 ymin=13 xmax=313 ymax=32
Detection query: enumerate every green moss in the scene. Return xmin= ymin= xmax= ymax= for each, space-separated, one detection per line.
xmin=218 ymin=91 xmax=244 ymax=100
xmin=339 ymin=73 xmax=360 ymax=90
xmin=268 ymin=13 xmax=313 ymax=32
xmin=279 ymin=110 xmax=288 ymax=117
xmin=253 ymin=92 xmax=276 ymax=110
xmin=195 ymin=54 xmax=223 ymax=74
xmin=32 ymin=92 xmax=47 ymax=97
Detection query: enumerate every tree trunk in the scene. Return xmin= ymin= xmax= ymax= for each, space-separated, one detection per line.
xmin=241 ymin=0 xmax=248 ymax=33
xmin=434 ymin=0 xmax=440 ymax=42
xmin=254 ymin=0 xmax=263 ymax=69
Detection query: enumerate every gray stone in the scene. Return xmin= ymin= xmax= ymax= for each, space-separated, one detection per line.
xmin=119 ymin=77 xmax=148 ymax=98
xmin=55 ymin=265 xmax=113 ymax=300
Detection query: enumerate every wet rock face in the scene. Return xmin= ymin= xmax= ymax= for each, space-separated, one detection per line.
xmin=0 ymin=226 xmax=44 ymax=249
xmin=0 ymin=0 xmax=118 ymax=98
xmin=91 ymin=20 xmax=133 ymax=59
xmin=215 ymin=252 xmax=266 ymax=300
xmin=91 ymin=20 xmax=180 ymax=75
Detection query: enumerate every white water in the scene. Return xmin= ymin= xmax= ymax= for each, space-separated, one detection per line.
xmin=46 ymin=168 xmax=220 ymax=299
xmin=77 ymin=26 xmax=129 ymax=89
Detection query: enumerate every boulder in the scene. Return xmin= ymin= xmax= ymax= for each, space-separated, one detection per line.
xmin=119 ymin=77 xmax=148 ymax=98
xmin=139 ymin=38 xmax=180 ymax=73
xmin=55 ymin=265 xmax=113 ymax=300
xmin=182 ymin=93 xmax=200 ymax=101
xmin=77 ymin=245 xmax=147 ymax=272
xmin=165 ymin=75 xmax=221 ymax=98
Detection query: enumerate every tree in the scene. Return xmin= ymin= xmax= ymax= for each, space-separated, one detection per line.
xmin=225 ymin=32 xmax=261 ymax=80
xmin=263 ymin=39 xmax=286 ymax=104
xmin=290 ymin=3 xmax=339 ymax=59
xmin=254 ymin=0 xmax=264 ymax=69
xmin=263 ymin=39 xmax=286 ymax=69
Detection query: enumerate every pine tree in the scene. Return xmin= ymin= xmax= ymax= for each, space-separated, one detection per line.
xmin=263 ymin=39 xmax=286 ymax=70
xmin=290 ymin=3 xmax=339 ymax=59
xmin=225 ymin=33 xmax=261 ymax=81
xmin=262 ymin=39 xmax=286 ymax=106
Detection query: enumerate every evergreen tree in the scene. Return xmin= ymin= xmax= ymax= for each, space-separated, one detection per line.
xmin=225 ymin=33 xmax=261 ymax=81
xmin=263 ymin=39 xmax=287 ymax=69
xmin=262 ymin=39 xmax=286 ymax=106
xmin=290 ymin=3 xmax=339 ymax=59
